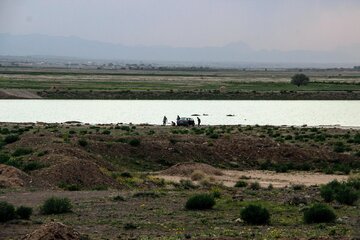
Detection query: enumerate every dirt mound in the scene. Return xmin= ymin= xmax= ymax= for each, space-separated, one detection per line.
xmin=22 ymin=222 xmax=82 ymax=240
xmin=160 ymin=162 xmax=223 ymax=176
xmin=0 ymin=164 xmax=32 ymax=188
xmin=33 ymin=159 xmax=119 ymax=188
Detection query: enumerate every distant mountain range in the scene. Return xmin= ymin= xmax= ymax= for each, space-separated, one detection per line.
xmin=0 ymin=33 xmax=359 ymax=64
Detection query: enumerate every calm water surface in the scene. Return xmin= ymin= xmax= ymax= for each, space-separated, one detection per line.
xmin=1 ymin=100 xmax=359 ymax=127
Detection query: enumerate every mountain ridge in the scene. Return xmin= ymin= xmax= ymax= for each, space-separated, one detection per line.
xmin=0 ymin=33 xmax=359 ymax=64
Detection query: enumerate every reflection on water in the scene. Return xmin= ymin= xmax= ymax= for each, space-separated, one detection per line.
xmin=1 ymin=100 xmax=360 ymax=127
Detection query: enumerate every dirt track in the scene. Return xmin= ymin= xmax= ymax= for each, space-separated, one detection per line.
xmin=157 ymin=169 xmax=349 ymax=188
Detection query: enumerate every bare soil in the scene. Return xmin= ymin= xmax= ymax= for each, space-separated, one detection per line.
xmin=156 ymin=163 xmax=348 ymax=188
xmin=0 ymin=89 xmax=41 ymax=99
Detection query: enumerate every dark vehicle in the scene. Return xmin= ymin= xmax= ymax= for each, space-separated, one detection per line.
xmin=177 ymin=117 xmax=195 ymax=126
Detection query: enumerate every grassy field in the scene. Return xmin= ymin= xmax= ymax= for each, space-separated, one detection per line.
xmin=1 ymin=67 xmax=360 ymax=99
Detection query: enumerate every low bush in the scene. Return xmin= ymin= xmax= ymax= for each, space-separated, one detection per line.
xmin=320 ymin=179 xmax=359 ymax=205
xmin=303 ymin=203 xmax=336 ymax=224
xmin=185 ymin=193 xmax=215 ymax=210
xmin=23 ymin=161 xmax=46 ymax=172
xmin=334 ymin=186 xmax=358 ymax=205
xmin=292 ymin=184 xmax=305 ymax=191
xmin=234 ymin=180 xmax=248 ymax=188
xmin=37 ymin=150 xmax=48 ymax=157
xmin=128 ymin=139 xmax=140 ymax=147
xmin=120 ymin=126 xmax=131 ymax=131
xmin=0 ymin=152 xmax=10 ymax=163
xmin=0 ymin=201 xmax=16 ymax=222
xmin=120 ymin=172 xmax=132 ymax=178
xmin=0 ymin=128 xmax=10 ymax=134
xmin=78 ymin=139 xmax=88 ymax=147
xmin=320 ymin=185 xmax=335 ymax=202
xmin=40 ymin=197 xmax=72 ymax=215
xmin=92 ymin=185 xmax=108 ymax=191
xmin=12 ymin=148 xmax=33 ymax=157
xmin=240 ymin=204 xmax=270 ymax=225
xmin=113 ymin=195 xmax=125 ymax=201
xmin=333 ymin=142 xmax=350 ymax=153
xmin=4 ymin=134 xmax=19 ymax=144
xmin=59 ymin=182 xmax=81 ymax=191
xmin=249 ymin=181 xmax=261 ymax=190
xmin=15 ymin=206 xmax=32 ymax=220
xmin=209 ymin=133 xmax=219 ymax=139
xmin=102 ymin=130 xmax=111 ymax=135
xmin=211 ymin=188 xmax=221 ymax=198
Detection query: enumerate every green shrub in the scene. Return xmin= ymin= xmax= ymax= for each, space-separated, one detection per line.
xmin=120 ymin=126 xmax=131 ymax=131
xmin=0 ymin=201 xmax=16 ymax=222
xmin=353 ymin=134 xmax=360 ymax=144
xmin=129 ymin=139 xmax=140 ymax=147
xmin=0 ymin=128 xmax=10 ymax=134
xmin=185 ymin=193 xmax=215 ymax=210
xmin=347 ymin=175 xmax=360 ymax=190
xmin=240 ymin=204 xmax=270 ymax=225
xmin=4 ymin=134 xmax=19 ymax=144
xmin=15 ymin=206 xmax=32 ymax=220
xmin=0 ymin=152 xmax=10 ymax=163
xmin=22 ymin=161 xmax=46 ymax=172
xmin=113 ymin=195 xmax=125 ymax=201
xmin=124 ymin=222 xmax=138 ymax=230
xmin=292 ymin=184 xmax=305 ymax=191
xmin=334 ymin=186 xmax=358 ymax=205
xmin=102 ymin=130 xmax=111 ymax=135
xmin=59 ymin=182 xmax=81 ymax=191
xmin=303 ymin=203 xmax=336 ymax=224
xmin=211 ymin=188 xmax=221 ymax=199
xmin=249 ymin=181 xmax=261 ymax=190
xmin=5 ymin=158 xmax=23 ymax=168
xmin=209 ymin=133 xmax=219 ymax=139
xmin=275 ymin=164 xmax=289 ymax=173
xmin=92 ymin=185 xmax=108 ymax=191
xmin=320 ymin=179 xmax=359 ymax=205
xmin=120 ymin=172 xmax=132 ymax=178
xmin=12 ymin=148 xmax=33 ymax=157
xmin=234 ymin=180 xmax=248 ymax=188
xmin=333 ymin=142 xmax=349 ymax=153
xmin=37 ymin=150 xmax=48 ymax=157
xmin=320 ymin=185 xmax=335 ymax=202
xmin=78 ymin=139 xmax=88 ymax=147
xmin=68 ymin=130 xmax=76 ymax=134
xmin=40 ymin=197 xmax=72 ymax=215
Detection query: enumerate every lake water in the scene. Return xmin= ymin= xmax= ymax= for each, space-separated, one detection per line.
xmin=1 ymin=100 xmax=360 ymax=127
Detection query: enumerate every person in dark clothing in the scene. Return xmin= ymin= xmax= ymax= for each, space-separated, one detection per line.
xmin=177 ymin=115 xmax=180 ymax=120
xmin=197 ymin=117 xmax=201 ymax=127
xmin=163 ymin=116 xmax=167 ymax=126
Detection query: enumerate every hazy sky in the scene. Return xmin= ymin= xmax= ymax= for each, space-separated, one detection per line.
xmin=1 ymin=0 xmax=360 ymax=51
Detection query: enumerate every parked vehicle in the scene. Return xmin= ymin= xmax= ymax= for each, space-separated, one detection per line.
xmin=177 ymin=117 xmax=195 ymax=126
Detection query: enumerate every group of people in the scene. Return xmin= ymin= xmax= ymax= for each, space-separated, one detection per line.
xmin=163 ymin=115 xmax=201 ymax=127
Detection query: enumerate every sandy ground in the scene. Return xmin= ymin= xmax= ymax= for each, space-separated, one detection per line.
xmin=0 ymin=89 xmax=41 ymax=99
xmin=156 ymin=170 xmax=348 ymax=188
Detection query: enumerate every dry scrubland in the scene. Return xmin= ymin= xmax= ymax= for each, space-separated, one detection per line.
xmin=1 ymin=67 xmax=360 ymax=99
xmin=0 ymin=123 xmax=359 ymax=239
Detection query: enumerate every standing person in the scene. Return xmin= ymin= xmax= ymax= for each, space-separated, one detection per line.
xmin=197 ymin=117 xmax=201 ymax=127
xmin=177 ymin=115 xmax=180 ymax=121
xmin=163 ymin=116 xmax=167 ymax=126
